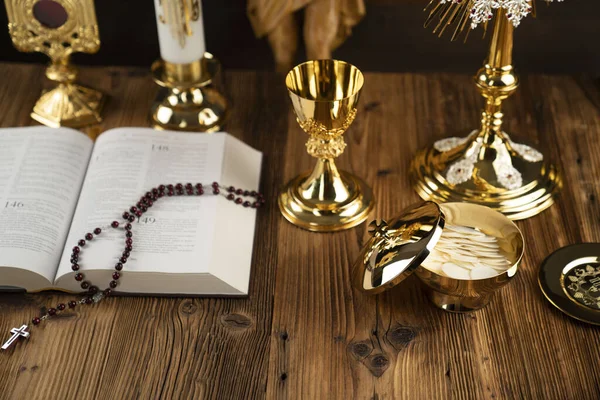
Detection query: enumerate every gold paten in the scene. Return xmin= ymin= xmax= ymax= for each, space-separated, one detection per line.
xmin=150 ymin=53 xmax=228 ymax=132
xmin=279 ymin=59 xmax=374 ymax=232
xmin=353 ymin=202 xmax=524 ymax=312
xmin=539 ymin=243 xmax=600 ymax=325
xmin=410 ymin=8 xmax=562 ymax=220
xmin=5 ymin=0 xmax=105 ymax=128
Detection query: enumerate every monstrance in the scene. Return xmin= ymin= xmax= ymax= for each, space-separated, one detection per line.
xmin=410 ymin=0 xmax=564 ymax=220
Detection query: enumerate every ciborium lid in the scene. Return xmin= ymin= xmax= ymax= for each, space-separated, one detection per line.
xmin=352 ymin=201 xmax=445 ymax=295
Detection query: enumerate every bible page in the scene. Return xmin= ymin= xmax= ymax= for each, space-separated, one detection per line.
xmin=0 ymin=127 xmax=93 ymax=288
xmin=54 ymin=128 xmax=227 ymax=291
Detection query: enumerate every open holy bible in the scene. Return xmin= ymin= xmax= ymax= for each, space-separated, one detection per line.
xmin=0 ymin=127 xmax=262 ymax=296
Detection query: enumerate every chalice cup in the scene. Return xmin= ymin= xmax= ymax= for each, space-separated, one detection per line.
xmin=279 ymin=59 xmax=374 ymax=232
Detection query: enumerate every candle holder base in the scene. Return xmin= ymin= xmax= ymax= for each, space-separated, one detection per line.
xmin=150 ymin=53 xmax=228 ymax=132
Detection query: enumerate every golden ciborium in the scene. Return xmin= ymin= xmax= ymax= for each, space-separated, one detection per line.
xmin=279 ymin=60 xmax=374 ymax=232
xmin=410 ymin=1 xmax=563 ymax=220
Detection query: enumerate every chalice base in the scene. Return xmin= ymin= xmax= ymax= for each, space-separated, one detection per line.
xmin=278 ymin=171 xmax=374 ymax=232
xmin=410 ymin=130 xmax=562 ymax=220
xmin=31 ymin=83 xmax=105 ymax=128
xmin=151 ymin=86 xmax=227 ymax=133
xmin=425 ymin=288 xmax=494 ymax=313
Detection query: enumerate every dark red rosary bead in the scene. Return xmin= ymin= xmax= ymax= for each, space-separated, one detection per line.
xmin=57 ymin=303 xmax=66 ymax=311
xmin=85 ymin=233 xmax=93 ymax=240
xmin=235 ymin=198 xmax=243 ymax=204
xmin=244 ymin=190 xmax=250 ymax=196
xmin=175 ymin=183 xmax=183 ymax=190
xmin=112 ymin=272 xmax=120 ymax=280
xmin=185 ymin=183 xmax=193 ymax=190
xmin=115 ymin=262 xmax=123 ymax=271
xmin=226 ymin=194 xmax=235 ymax=201
xmin=197 ymin=188 xmax=204 ymax=195
xmin=123 ymin=251 xmax=130 ymax=258
xmin=128 ymin=215 xmax=135 ymax=222
xmin=94 ymin=228 xmax=102 ymax=235
xmin=71 ymin=263 xmax=80 ymax=271
xmin=78 ymin=239 xmax=86 ymax=247
xmin=186 ymin=188 xmax=194 ymax=195
xmin=195 ymin=183 xmax=203 ymax=190
xmin=122 ymin=212 xmax=130 ymax=220
xmin=167 ymin=190 xmax=174 ymax=197
xmin=103 ymin=288 xmax=112 ymax=296
xmin=119 ymin=256 xmax=127 ymax=263
xmin=228 ymin=186 xmax=235 ymax=193
xmin=243 ymin=201 xmax=251 ymax=208
xmin=159 ymin=184 xmax=166 ymax=191
xmin=176 ymin=188 xmax=184 ymax=196
xmin=81 ymin=281 xmax=90 ymax=289
xmin=235 ymin=188 xmax=243 ymax=195
xmin=251 ymin=190 xmax=257 ymax=197
xmin=72 ymin=246 xmax=80 ymax=254
xmin=75 ymin=273 xmax=84 ymax=281
xmin=130 ymin=206 xmax=138 ymax=214
xmin=70 ymin=256 xmax=78 ymax=264
xmin=111 ymin=221 xmax=119 ymax=228
xmin=125 ymin=223 xmax=132 ymax=231
xmin=140 ymin=205 xmax=147 ymax=212
xmin=126 ymin=231 xmax=133 ymax=238
xmin=88 ymin=286 xmax=98 ymax=294
xmin=68 ymin=301 xmax=77 ymax=308
xmin=252 ymin=202 xmax=260 ymax=208
xmin=85 ymin=297 xmax=93 ymax=305
xmin=125 ymin=245 xmax=132 ymax=252
xmin=134 ymin=211 xmax=142 ymax=217
xmin=167 ymin=184 xmax=174 ymax=191
xmin=47 ymin=308 xmax=56 ymax=316
xmin=109 ymin=281 xmax=118 ymax=289
xmin=152 ymin=188 xmax=159 ymax=195
xmin=32 ymin=317 xmax=40 ymax=325
xmin=157 ymin=191 xmax=164 ymax=198
xmin=212 ymin=181 xmax=219 ymax=188
xmin=213 ymin=188 xmax=220 ymax=195
xmin=125 ymin=238 xmax=133 ymax=246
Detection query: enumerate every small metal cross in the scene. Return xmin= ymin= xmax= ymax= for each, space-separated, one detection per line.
xmin=2 ymin=325 xmax=29 ymax=350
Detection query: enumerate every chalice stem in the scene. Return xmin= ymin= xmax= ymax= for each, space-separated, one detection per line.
xmin=476 ymin=8 xmax=516 ymax=146
xmin=300 ymin=158 xmax=351 ymax=205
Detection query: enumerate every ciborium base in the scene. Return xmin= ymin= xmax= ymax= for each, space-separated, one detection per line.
xmin=410 ymin=130 xmax=562 ymax=221
xmin=32 ymin=84 xmax=104 ymax=128
xmin=279 ymin=170 xmax=374 ymax=232
xmin=425 ymin=288 xmax=494 ymax=313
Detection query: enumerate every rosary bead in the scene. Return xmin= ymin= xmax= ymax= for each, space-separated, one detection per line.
xmin=126 ymin=231 xmax=133 ymax=238
xmin=125 ymin=223 xmax=132 ymax=231
xmin=71 ymin=263 xmax=80 ymax=271
xmin=81 ymin=281 xmax=90 ymax=289
xmin=196 ymin=188 xmax=204 ymax=196
xmin=228 ymin=186 xmax=235 ymax=193
xmin=186 ymin=188 xmax=194 ymax=195
xmin=32 ymin=317 xmax=41 ymax=325
xmin=94 ymin=228 xmax=102 ymax=235
xmin=185 ymin=183 xmax=193 ymax=190
xmin=213 ymin=188 xmax=220 ymax=195
xmin=68 ymin=301 xmax=77 ymax=308
xmin=251 ymin=190 xmax=257 ymax=197
xmin=122 ymin=212 xmax=130 ymax=220
xmin=152 ymin=188 xmax=159 ymax=195
xmin=130 ymin=206 xmax=138 ymax=214
xmin=244 ymin=190 xmax=250 ymax=196
xmin=85 ymin=233 xmax=93 ymax=240
xmin=78 ymin=239 xmax=86 ymax=247
xmin=135 ymin=211 xmax=142 ymax=217
xmin=167 ymin=190 xmax=174 ymax=197
xmin=146 ymin=199 xmax=153 ymax=207
xmin=243 ymin=201 xmax=251 ymax=208
xmin=145 ymin=191 xmax=153 ymax=199
xmin=128 ymin=215 xmax=135 ymax=222
xmin=115 ymin=262 xmax=123 ymax=271
xmin=195 ymin=183 xmax=203 ymax=190
xmin=167 ymin=184 xmax=174 ymax=191
xmin=103 ymin=288 xmax=112 ymax=296
xmin=136 ymin=201 xmax=143 ymax=209
xmin=72 ymin=246 xmax=80 ymax=254
xmin=75 ymin=273 xmax=84 ymax=281
xmin=157 ymin=191 xmax=164 ymax=198
xmin=252 ymin=202 xmax=260 ymax=208
xmin=176 ymin=188 xmax=184 ymax=196
xmin=126 ymin=238 xmax=133 ymax=246
xmin=112 ymin=272 xmax=120 ymax=280
xmin=88 ymin=286 xmax=98 ymax=295
xmin=57 ymin=303 xmax=66 ymax=311
xmin=48 ymin=308 xmax=56 ymax=316
xmin=70 ymin=255 xmax=78 ymax=263
xmin=111 ymin=221 xmax=119 ymax=228
xmin=212 ymin=181 xmax=219 ymax=188
xmin=159 ymin=184 xmax=166 ymax=191
xmin=235 ymin=198 xmax=243 ymax=204
xmin=119 ymin=256 xmax=127 ymax=263
xmin=85 ymin=297 xmax=93 ymax=305
xmin=123 ymin=251 xmax=130 ymax=258
xmin=175 ymin=183 xmax=183 ymax=190
xmin=235 ymin=188 xmax=243 ymax=195
xmin=140 ymin=205 xmax=147 ymax=212
xmin=226 ymin=194 xmax=235 ymax=201
xmin=109 ymin=281 xmax=118 ymax=289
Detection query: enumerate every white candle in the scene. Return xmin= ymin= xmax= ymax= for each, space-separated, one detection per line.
xmin=153 ymin=0 xmax=206 ymax=64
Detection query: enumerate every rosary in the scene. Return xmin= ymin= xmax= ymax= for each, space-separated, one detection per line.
xmin=1 ymin=182 xmax=264 ymax=351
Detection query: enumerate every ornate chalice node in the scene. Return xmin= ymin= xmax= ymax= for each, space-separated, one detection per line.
xmin=278 ymin=59 xmax=374 ymax=232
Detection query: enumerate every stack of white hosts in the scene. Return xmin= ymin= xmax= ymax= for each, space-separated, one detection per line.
xmin=422 ymin=224 xmax=511 ymax=280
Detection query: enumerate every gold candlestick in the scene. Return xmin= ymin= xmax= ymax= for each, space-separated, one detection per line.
xmin=279 ymin=60 xmax=374 ymax=232
xmin=411 ymin=6 xmax=562 ymax=220
xmin=5 ymin=0 xmax=105 ymax=128
xmin=150 ymin=53 xmax=228 ymax=132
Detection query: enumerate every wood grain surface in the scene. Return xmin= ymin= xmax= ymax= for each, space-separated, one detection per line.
xmin=0 ymin=62 xmax=599 ymax=399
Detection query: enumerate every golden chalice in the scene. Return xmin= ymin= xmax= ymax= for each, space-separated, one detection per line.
xmin=279 ymin=59 xmax=374 ymax=232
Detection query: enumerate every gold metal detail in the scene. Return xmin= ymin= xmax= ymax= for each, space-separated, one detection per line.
xmin=279 ymin=59 xmax=374 ymax=232
xmin=410 ymin=8 xmax=562 ymax=220
xmin=157 ymin=0 xmax=200 ymax=48
xmin=150 ymin=53 xmax=228 ymax=132
xmin=353 ymin=202 xmax=524 ymax=312
xmin=5 ymin=0 xmax=105 ymax=128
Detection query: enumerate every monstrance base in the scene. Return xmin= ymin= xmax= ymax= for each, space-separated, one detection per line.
xmin=278 ymin=171 xmax=374 ymax=232
xmin=410 ymin=131 xmax=562 ymax=221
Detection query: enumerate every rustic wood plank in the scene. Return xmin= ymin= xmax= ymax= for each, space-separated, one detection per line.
xmin=0 ymin=63 xmax=599 ymax=399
